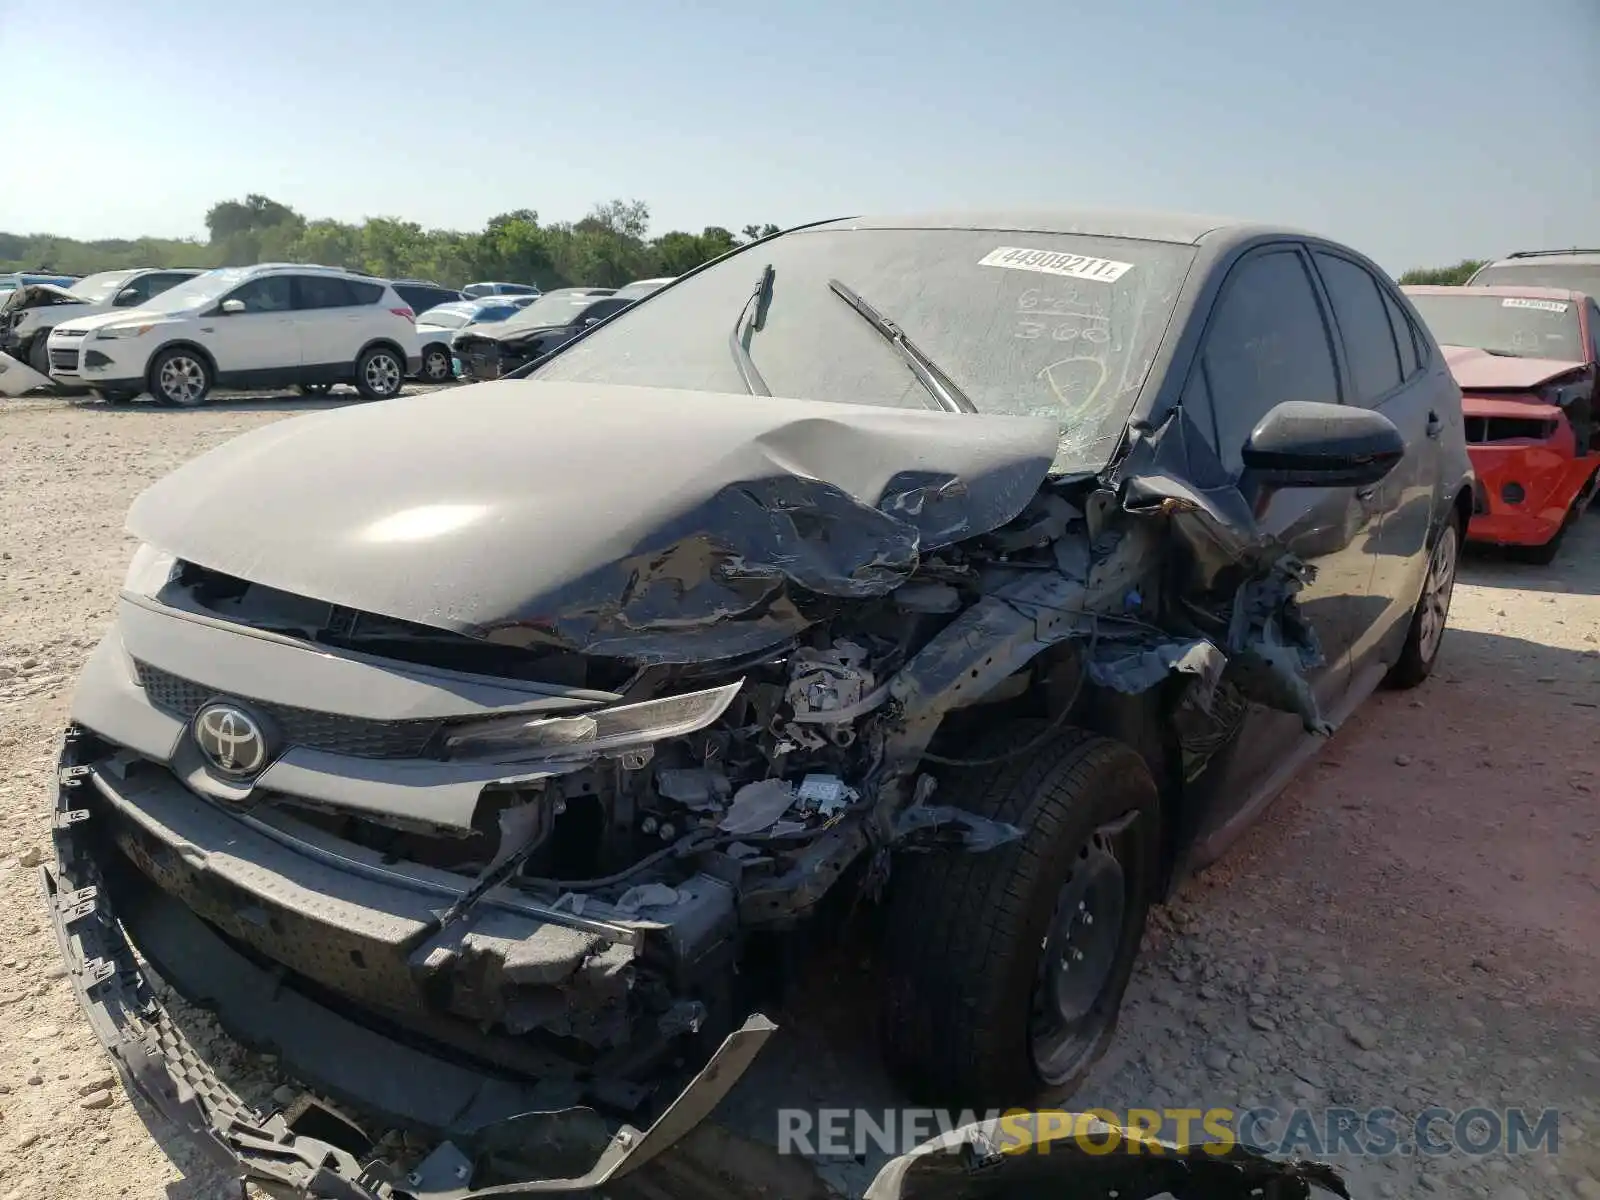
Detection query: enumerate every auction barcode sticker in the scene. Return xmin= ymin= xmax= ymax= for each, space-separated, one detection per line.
xmin=1502 ymin=298 xmax=1568 ymax=313
xmin=979 ymin=247 xmax=1133 ymax=283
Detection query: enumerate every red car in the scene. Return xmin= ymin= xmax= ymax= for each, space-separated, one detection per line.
xmin=1404 ymin=284 xmax=1599 ymax=561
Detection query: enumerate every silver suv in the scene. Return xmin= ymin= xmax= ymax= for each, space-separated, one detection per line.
xmin=1467 ymin=248 xmax=1600 ymax=295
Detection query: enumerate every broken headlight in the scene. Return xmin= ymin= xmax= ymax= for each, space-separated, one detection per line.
xmin=444 ymin=679 xmax=744 ymax=763
xmin=121 ymin=543 xmax=179 ymax=597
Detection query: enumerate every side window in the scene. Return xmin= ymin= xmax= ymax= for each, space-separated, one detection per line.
xmin=1380 ymin=288 xmax=1420 ymax=378
xmin=1313 ymin=252 xmax=1403 ymax=405
xmin=1589 ymin=302 xmax=1600 ymax=363
xmin=225 ymin=276 xmax=292 ymax=313
xmin=145 ymin=273 xmax=191 ymax=298
xmin=583 ymin=299 xmax=630 ymax=323
xmin=347 ymin=279 xmax=384 ymax=305
xmin=295 ymin=275 xmax=358 ymax=310
xmin=111 ymin=276 xmax=150 ymax=307
xmin=1197 ymin=249 xmax=1341 ymax=472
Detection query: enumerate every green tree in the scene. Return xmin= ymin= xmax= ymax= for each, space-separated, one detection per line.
xmin=1398 ymin=259 xmax=1486 ymax=286
xmin=2 ymin=195 xmax=789 ymax=287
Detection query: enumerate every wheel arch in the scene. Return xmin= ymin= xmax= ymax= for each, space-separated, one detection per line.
xmin=145 ymin=339 xmax=218 ymax=383
xmin=357 ymin=337 xmax=408 ymax=365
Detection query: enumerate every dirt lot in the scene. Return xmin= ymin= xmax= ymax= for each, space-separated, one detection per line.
xmin=1 ymin=393 xmax=1597 ymax=1199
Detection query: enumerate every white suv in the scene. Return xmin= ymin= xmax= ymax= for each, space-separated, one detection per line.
xmin=45 ymin=263 xmax=421 ymax=406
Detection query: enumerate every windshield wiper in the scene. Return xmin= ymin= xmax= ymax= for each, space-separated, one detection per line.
xmin=728 ymin=264 xmax=775 ymax=395
xmin=826 ymin=278 xmax=976 ymax=414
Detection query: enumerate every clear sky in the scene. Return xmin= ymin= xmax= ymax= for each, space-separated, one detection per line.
xmin=2 ymin=0 xmax=1595 ymax=274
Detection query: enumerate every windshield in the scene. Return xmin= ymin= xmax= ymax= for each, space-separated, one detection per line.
xmin=67 ymin=270 xmax=140 ymax=303
xmin=1409 ymin=292 xmax=1585 ymax=360
xmin=529 ymin=227 xmax=1196 ymax=470
xmin=1470 ymin=262 xmax=1600 ymax=295
xmin=131 ymin=267 xmax=253 ymax=313
xmin=498 ymin=292 xmax=614 ymax=332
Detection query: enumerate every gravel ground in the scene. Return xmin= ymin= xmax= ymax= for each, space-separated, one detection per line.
xmin=1 ymin=393 xmax=1596 ymax=1199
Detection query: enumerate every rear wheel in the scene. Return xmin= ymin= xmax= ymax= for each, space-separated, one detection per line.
xmin=1385 ymin=509 xmax=1461 ymax=688
xmin=148 ymin=348 xmax=213 ymax=407
xmin=354 ymin=346 xmax=404 ymax=400
xmin=880 ymin=725 xmax=1159 ymax=1108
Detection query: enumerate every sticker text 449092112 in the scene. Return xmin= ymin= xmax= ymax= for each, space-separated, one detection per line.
xmin=979 ymin=247 xmax=1134 ymax=284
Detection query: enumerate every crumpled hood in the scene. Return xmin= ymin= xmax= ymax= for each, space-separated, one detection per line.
xmin=127 ymin=381 xmax=1059 ymax=661
xmin=0 ymin=282 xmax=77 ymax=317
xmin=1441 ymin=345 xmax=1589 ymax=391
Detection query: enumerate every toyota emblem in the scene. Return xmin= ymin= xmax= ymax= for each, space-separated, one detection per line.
xmin=192 ymin=702 xmax=271 ymax=778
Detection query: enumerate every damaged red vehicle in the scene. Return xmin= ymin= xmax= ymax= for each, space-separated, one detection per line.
xmin=1403 ymin=285 xmax=1599 ymax=561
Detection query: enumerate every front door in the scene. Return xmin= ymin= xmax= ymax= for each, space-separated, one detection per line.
xmin=205 ymin=275 xmax=298 ymax=375
xmin=1175 ymin=245 xmax=1383 ymax=860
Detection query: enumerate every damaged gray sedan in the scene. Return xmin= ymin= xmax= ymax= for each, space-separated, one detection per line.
xmin=43 ymin=210 xmax=1472 ymax=1196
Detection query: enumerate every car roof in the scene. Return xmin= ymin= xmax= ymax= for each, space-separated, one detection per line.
xmin=247 ymin=262 xmax=390 ymax=280
xmin=808 ymin=208 xmax=1304 ymax=248
xmin=1487 ymin=249 xmax=1600 ymax=267
xmin=1403 ymin=283 xmax=1590 ymax=303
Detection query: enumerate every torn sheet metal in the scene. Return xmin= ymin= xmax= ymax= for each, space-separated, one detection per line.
xmin=863 ymin=1114 xmax=1350 ymax=1199
xmin=0 ymin=349 xmax=56 ymax=396
xmin=127 ymin=381 xmax=1060 ymax=663
xmin=1114 ymin=407 xmax=1331 ymax=732
xmin=891 ymin=802 xmax=1025 ymax=853
xmin=1088 ymin=635 xmax=1226 ymax=711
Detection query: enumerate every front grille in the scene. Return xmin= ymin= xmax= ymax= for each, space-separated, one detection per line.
xmin=49 ymin=347 xmax=80 ymax=372
xmin=133 ymin=660 xmax=446 ymax=759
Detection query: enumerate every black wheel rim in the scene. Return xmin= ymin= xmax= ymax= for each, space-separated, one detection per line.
xmin=1029 ymin=818 xmax=1131 ymax=1085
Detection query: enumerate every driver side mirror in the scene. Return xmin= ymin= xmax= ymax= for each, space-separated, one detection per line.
xmin=113 ymin=288 xmax=141 ymax=307
xmin=220 ymin=299 xmax=246 ymax=315
xmin=1241 ymin=401 xmax=1404 ymax=489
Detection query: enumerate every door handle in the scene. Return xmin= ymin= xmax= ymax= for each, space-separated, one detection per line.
xmin=1425 ymin=411 xmax=1443 ymax=438
xmin=1356 ymin=485 xmax=1378 ymax=501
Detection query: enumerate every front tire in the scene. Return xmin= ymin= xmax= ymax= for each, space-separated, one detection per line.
xmin=420 ymin=344 xmax=453 ymax=384
xmin=881 ymin=726 xmax=1159 ymax=1109
xmin=27 ymin=333 xmax=50 ymax=375
xmin=1385 ymin=509 xmax=1461 ymax=689
xmin=148 ymin=348 xmax=213 ymax=408
xmin=355 ymin=345 xmax=405 ymax=400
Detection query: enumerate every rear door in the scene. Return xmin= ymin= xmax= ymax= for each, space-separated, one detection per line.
xmin=292 ymin=275 xmax=367 ymax=369
xmin=1309 ymin=248 xmax=1444 ymax=668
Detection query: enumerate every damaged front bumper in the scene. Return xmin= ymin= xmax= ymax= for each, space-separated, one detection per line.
xmin=0 ymin=347 xmax=57 ymax=396
xmin=41 ymin=729 xmax=779 ymax=1199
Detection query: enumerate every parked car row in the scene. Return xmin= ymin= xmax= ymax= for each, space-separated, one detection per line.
xmin=452 ymin=277 xmax=674 ymax=379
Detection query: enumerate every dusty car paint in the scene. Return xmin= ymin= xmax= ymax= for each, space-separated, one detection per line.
xmin=46 ymin=211 xmax=1473 ymax=1196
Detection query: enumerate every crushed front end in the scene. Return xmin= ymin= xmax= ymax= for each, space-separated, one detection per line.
xmin=43 ymin=383 xmax=1339 ymax=1195
xmin=1461 ymin=392 xmax=1598 ymax=547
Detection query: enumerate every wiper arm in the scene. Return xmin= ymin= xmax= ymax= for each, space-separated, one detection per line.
xmin=728 ymin=263 xmax=775 ymax=395
xmin=827 ymin=278 xmax=977 ymax=413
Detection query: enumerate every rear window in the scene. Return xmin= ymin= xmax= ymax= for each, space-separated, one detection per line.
xmin=1471 ymin=262 xmax=1600 ymax=295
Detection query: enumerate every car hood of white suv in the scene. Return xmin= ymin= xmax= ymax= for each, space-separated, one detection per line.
xmin=50 ymin=306 xmax=191 ymax=337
